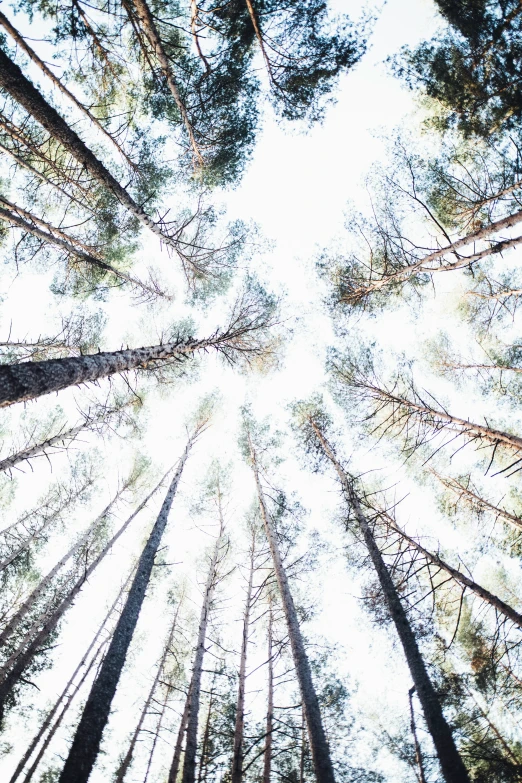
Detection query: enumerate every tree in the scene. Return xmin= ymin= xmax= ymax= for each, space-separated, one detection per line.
xmin=58 ymin=417 xmax=207 ymax=783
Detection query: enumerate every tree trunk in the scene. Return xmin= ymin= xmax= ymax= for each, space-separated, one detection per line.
xmin=431 ymin=470 xmax=522 ymax=531
xmin=8 ymin=570 xmax=132 ymax=783
xmin=128 ymin=0 xmax=204 ymax=167
xmin=0 ymin=466 xmax=174 ymax=715
xmin=0 ymin=200 xmax=163 ymax=300
xmin=408 ymin=687 xmax=427 ymax=783
xmin=58 ymin=433 xmax=197 ymax=783
xmin=378 ymin=510 xmax=522 ymax=629
xmin=262 ymin=603 xmax=273 ymax=783
xmin=310 ymin=421 xmax=470 ymax=783
xmin=115 ymin=597 xmax=183 ymax=783
xmin=0 ymin=47 xmax=183 ymax=249
xmin=231 ymin=535 xmax=255 ymax=783
xmin=181 ymin=509 xmax=225 ymax=783
xmin=197 ymin=676 xmax=215 ymax=783
xmin=168 ymin=681 xmax=192 ymax=783
xmin=248 ymin=434 xmax=336 ymax=783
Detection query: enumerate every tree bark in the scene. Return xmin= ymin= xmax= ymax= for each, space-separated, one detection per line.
xmin=181 ymin=508 xmax=225 ymax=783
xmin=0 ymin=466 xmax=174 ymax=715
xmin=168 ymin=681 xmax=192 ymax=783
xmin=8 ymin=571 xmax=132 ymax=783
xmin=408 ymin=687 xmax=427 ymax=783
xmin=0 ymin=47 xmax=184 ymax=250
xmin=115 ymin=598 xmax=183 ymax=783
xmin=310 ymin=421 xmax=470 ymax=783
xmin=248 ymin=433 xmax=336 ymax=783
xmin=431 ymin=470 xmax=522 ymax=531
xmin=58 ymin=434 xmax=197 ymax=783
xmin=197 ymin=676 xmax=215 ymax=783
xmin=231 ymin=534 xmax=255 ymax=783
xmin=262 ymin=603 xmax=273 ymax=783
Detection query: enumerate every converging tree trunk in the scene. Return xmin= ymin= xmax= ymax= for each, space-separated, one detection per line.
xmin=308 ymin=419 xmax=470 ymax=783
xmin=58 ymin=429 xmax=201 ymax=783
xmin=248 ymin=432 xmax=336 ymax=783
xmin=262 ymin=601 xmax=274 ymax=783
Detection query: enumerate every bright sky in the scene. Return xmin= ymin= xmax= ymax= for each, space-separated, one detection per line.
xmin=2 ymin=0 xmax=522 ymax=781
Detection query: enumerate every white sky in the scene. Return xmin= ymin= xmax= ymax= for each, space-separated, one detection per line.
xmin=2 ymin=0 xmax=522 ymax=781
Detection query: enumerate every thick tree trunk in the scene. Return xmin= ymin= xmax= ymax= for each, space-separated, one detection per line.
xmin=0 ymin=466 xmax=174 ymax=714
xmin=168 ymin=682 xmax=192 ymax=783
xmin=431 ymin=470 xmax=522 ymax=531
xmin=128 ymin=0 xmax=204 ymax=167
xmin=231 ymin=536 xmax=255 ymax=783
xmin=0 ymin=484 xmax=127 ymax=649
xmin=379 ymin=511 xmax=522 ymax=629
xmin=310 ymin=421 xmax=470 ymax=783
xmin=59 ymin=435 xmax=197 ymax=783
xmin=0 ymin=47 xmax=182 ymax=249
xmin=8 ymin=572 xmax=132 ymax=783
xmin=115 ymin=598 xmax=183 ymax=783
xmin=181 ymin=512 xmax=225 ymax=783
xmin=248 ymin=435 xmax=336 ymax=783
xmin=262 ymin=604 xmax=273 ymax=783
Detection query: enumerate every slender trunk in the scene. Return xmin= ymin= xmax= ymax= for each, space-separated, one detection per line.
xmin=341 ymin=207 xmax=522 ymax=303
xmin=0 ymin=331 xmax=234 ymax=407
xmin=59 ymin=434 xmax=197 ymax=783
xmin=310 ymin=422 xmax=470 ymax=783
xmin=379 ymin=510 xmax=522 ymax=629
xmin=440 ymin=361 xmax=522 ymax=374
xmin=409 ymin=687 xmax=427 ymax=783
xmin=0 ymin=484 xmax=127 ymax=648
xmin=128 ymin=0 xmax=204 ymax=167
xmin=8 ymin=570 xmax=132 ymax=783
xmin=0 ymin=466 xmax=174 ymax=714
xmin=0 ymin=9 xmax=135 ymax=169
xmin=467 ymin=287 xmax=522 ymax=302
xmin=431 ymin=470 xmax=522 ymax=531
xmin=262 ymin=604 xmax=273 ymax=783
xmin=143 ymin=674 xmax=173 ymax=783
xmin=197 ymin=678 xmax=215 ymax=783
xmin=248 ymin=435 xmax=336 ymax=783
xmin=168 ymin=682 xmax=192 ymax=783
xmin=0 ymin=200 xmax=163 ymax=299
xmin=299 ymin=704 xmax=306 ymax=783
xmin=231 ymin=538 xmax=255 ymax=783
xmin=0 ymin=47 xmax=184 ymax=251
xmin=115 ymin=598 xmax=183 ymax=783
xmin=181 ymin=512 xmax=225 ymax=783
xmin=0 ymin=421 xmax=88 ymax=475
xmin=244 ymin=0 xmax=276 ymax=87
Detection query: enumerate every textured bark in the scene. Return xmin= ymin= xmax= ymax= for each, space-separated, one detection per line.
xmin=409 ymin=687 xmax=427 ymax=783
xmin=0 ymin=9 xmax=135 ymax=168
xmin=249 ymin=435 xmax=336 ymax=783
xmin=0 ymin=467 xmax=173 ymax=712
xmin=168 ymin=681 xmax=192 ymax=783
xmin=380 ymin=511 xmax=522 ymax=629
xmin=0 ymin=484 xmax=127 ymax=651
xmin=128 ymin=0 xmax=204 ymax=166
xmin=310 ymin=421 xmax=470 ymax=783
xmin=0 ymin=47 xmax=183 ymax=249
xmin=0 ymin=421 xmax=88 ymax=475
xmin=181 ymin=510 xmax=225 ymax=783
xmin=342 ymin=207 xmax=522 ymax=303
xmin=231 ymin=537 xmax=255 ymax=783
xmin=59 ymin=436 xmax=196 ymax=783
xmin=432 ymin=471 xmax=522 ymax=531
xmin=262 ymin=604 xmax=273 ymax=783
xmin=8 ymin=572 xmax=132 ymax=783
xmin=115 ymin=599 xmax=183 ymax=783
xmin=0 ymin=200 xmax=161 ymax=298
xmin=197 ymin=678 xmax=215 ymax=783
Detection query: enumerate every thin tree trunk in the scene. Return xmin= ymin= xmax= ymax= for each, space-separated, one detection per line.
xmin=0 ymin=466 xmax=174 ymax=715
xmin=378 ymin=510 xmax=522 ymax=629
xmin=115 ymin=597 xmax=183 ymax=783
xmin=310 ymin=421 xmax=470 ymax=783
xmin=0 ymin=9 xmax=135 ymax=168
xmin=408 ymin=687 xmax=427 ymax=783
xmin=143 ymin=673 xmax=173 ymax=783
xmin=299 ymin=704 xmax=306 ymax=783
xmin=0 ymin=200 xmax=163 ymax=300
xmin=0 ymin=421 xmax=89 ymax=475
xmin=0 ymin=325 xmax=249 ymax=407
xmin=181 ymin=506 xmax=225 ymax=783
xmin=231 ymin=535 xmax=255 ymax=783
xmin=59 ymin=432 xmax=199 ymax=783
xmin=0 ymin=483 xmax=128 ymax=648
xmin=8 ymin=570 xmax=133 ymax=783
xmin=431 ymin=470 xmax=522 ymax=531
xmin=262 ymin=603 xmax=273 ymax=783
xmin=168 ymin=681 xmax=192 ymax=783
xmin=128 ymin=0 xmax=204 ymax=167
xmin=248 ymin=434 xmax=336 ymax=783
xmin=244 ymin=0 xmax=276 ymax=87
xmin=0 ymin=47 xmax=186 ymax=251
xmin=197 ymin=676 xmax=215 ymax=783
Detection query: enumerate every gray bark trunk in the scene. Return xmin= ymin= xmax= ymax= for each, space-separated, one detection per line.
xmin=58 ymin=435 xmax=196 ymax=783
xmin=311 ymin=422 xmax=470 ymax=783
xmin=409 ymin=687 xmax=427 ymax=783
xmin=262 ymin=603 xmax=273 ymax=783
xmin=248 ymin=435 xmax=336 ymax=783
xmin=0 ymin=466 xmax=174 ymax=714
xmin=231 ymin=537 xmax=255 ymax=783
xmin=168 ymin=681 xmax=192 ymax=783
xmin=431 ymin=470 xmax=522 ymax=531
